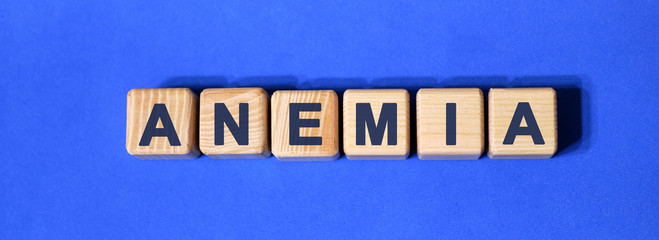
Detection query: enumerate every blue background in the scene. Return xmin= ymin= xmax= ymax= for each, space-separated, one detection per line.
xmin=2 ymin=0 xmax=658 ymax=239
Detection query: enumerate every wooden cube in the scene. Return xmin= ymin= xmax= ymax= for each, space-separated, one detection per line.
xmin=488 ymin=88 xmax=557 ymax=159
xmin=416 ymin=88 xmax=484 ymax=160
xmin=343 ymin=89 xmax=410 ymax=160
xmin=271 ymin=90 xmax=339 ymax=161
xmin=199 ymin=88 xmax=270 ymax=159
xmin=126 ymin=88 xmax=200 ymax=159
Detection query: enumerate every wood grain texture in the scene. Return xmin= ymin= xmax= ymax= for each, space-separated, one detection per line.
xmin=488 ymin=88 xmax=557 ymax=159
xmin=343 ymin=89 xmax=410 ymax=160
xmin=416 ymin=88 xmax=484 ymax=160
xmin=271 ymin=90 xmax=339 ymax=161
xmin=126 ymin=88 xmax=200 ymax=159
xmin=199 ymin=88 xmax=270 ymax=159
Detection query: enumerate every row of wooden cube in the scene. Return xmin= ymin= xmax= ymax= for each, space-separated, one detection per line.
xmin=126 ymin=88 xmax=557 ymax=160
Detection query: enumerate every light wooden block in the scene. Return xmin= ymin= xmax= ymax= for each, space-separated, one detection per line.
xmin=488 ymin=88 xmax=557 ymax=159
xmin=126 ymin=88 xmax=200 ymax=159
xmin=416 ymin=88 xmax=484 ymax=160
xmin=343 ymin=89 xmax=410 ymax=160
xmin=199 ymin=88 xmax=270 ymax=159
xmin=271 ymin=90 xmax=339 ymax=161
